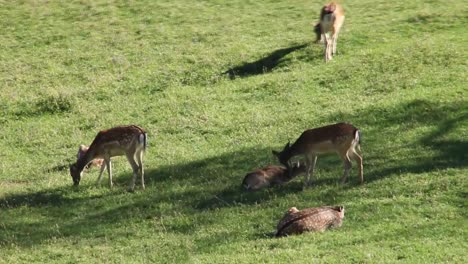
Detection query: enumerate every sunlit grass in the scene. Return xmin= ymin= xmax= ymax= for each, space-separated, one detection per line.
xmin=0 ymin=0 xmax=466 ymax=263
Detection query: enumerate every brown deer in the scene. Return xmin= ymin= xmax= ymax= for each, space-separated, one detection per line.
xmin=317 ymin=2 xmax=345 ymax=62
xmin=69 ymin=125 xmax=147 ymax=191
xmin=77 ymin=145 xmax=105 ymax=170
xmin=242 ymin=161 xmax=307 ymax=191
xmin=276 ymin=206 xmax=345 ymax=237
xmin=272 ymin=122 xmax=362 ymax=188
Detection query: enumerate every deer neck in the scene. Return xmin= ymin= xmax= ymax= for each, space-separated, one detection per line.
xmin=76 ymin=149 xmax=96 ymax=172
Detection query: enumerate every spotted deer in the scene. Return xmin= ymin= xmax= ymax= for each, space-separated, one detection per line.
xmin=276 ymin=206 xmax=345 ymax=237
xmin=242 ymin=161 xmax=307 ymax=191
xmin=77 ymin=145 xmax=104 ymax=170
xmin=69 ymin=125 xmax=147 ymax=191
xmin=317 ymin=2 xmax=345 ymax=62
xmin=272 ymin=122 xmax=362 ymax=188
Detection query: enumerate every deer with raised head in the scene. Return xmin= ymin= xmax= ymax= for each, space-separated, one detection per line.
xmin=272 ymin=122 xmax=362 ymax=189
xmin=242 ymin=161 xmax=307 ymax=191
xmin=69 ymin=125 xmax=147 ymax=191
xmin=316 ymin=2 xmax=345 ymax=62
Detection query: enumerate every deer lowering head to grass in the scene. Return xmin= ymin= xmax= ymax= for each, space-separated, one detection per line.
xmin=77 ymin=145 xmax=104 ymax=169
xmin=272 ymin=122 xmax=362 ymax=189
xmin=69 ymin=125 xmax=147 ymax=191
xmin=242 ymin=161 xmax=307 ymax=191
xmin=317 ymin=2 xmax=345 ymax=62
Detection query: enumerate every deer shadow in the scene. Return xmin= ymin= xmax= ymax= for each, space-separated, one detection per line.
xmin=323 ymin=99 xmax=467 ymax=184
xmin=223 ymin=43 xmax=309 ymax=79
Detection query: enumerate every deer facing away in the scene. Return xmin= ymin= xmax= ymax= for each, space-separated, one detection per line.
xmin=316 ymin=2 xmax=345 ymax=62
xmin=272 ymin=122 xmax=363 ymax=188
xmin=70 ymin=125 xmax=147 ymax=191
xmin=242 ymin=161 xmax=307 ymax=191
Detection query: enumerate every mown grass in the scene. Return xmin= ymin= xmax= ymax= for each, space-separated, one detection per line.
xmin=0 ymin=0 xmax=467 ymax=263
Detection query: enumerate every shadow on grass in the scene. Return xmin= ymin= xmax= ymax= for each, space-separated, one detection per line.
xmin=325 ymin=99 xmax=467 ymax=184
xmin=1 ymin=99 xmax=466 ymax=248
xmin=223 ymin=43 xmax=309 ymax=79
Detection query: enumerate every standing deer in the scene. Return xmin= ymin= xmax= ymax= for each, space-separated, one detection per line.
xmin=272 ymin=122 xmax=362 ymax=188
xmin=317 ymin=2 xmax=345 ymax=62
xmin=69 ymin=125 xmax=147 ymax=191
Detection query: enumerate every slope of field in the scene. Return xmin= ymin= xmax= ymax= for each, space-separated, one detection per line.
xmin=0 ymin=0 xmax=466 ymax=263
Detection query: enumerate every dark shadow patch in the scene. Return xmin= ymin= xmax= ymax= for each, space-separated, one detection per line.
xmin=223 ymin=44 xmax=308 ymax=79
xmin=323 ymin=99 xmax=468 ymax=184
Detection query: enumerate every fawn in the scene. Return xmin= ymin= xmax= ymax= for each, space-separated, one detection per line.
xmin=242 ymin=161 xmax=307 ymax=191
xmin=273 ymin=122 xmax=363 ymax=188
xmin=276 ymin=206 xmax=345 ymax=237
xmin=69 ymin=125 xmax=147 ymax=191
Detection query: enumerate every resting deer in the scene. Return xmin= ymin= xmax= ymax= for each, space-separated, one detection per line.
xmin=242 ymin=161 xmax=307 ymax=191
xmin=69 ymin=125 xmax=147 ymax=191
xmin=273 ymin=122 xmax=362 ymax=188
xmin=317 ymin=2 xmax=345 ymax=62
xmin=77 ymin=145 xmax=104 ymax=170
xmin=276 ymin=206 xmax=345 ymax=237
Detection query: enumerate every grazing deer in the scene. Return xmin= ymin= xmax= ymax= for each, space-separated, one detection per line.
xmin=272 ymin=122 xmax=362 ymax=188
xmin=317 ymin=2 xmax=345 ymax=62
xmin=69 ymin=125 xmax=147 ymax=191
xmin=77 ymin=145 xmax=104 ymax=170
xmin=276 ymin=206 xmax=345 ymax=237
xmin=242 ymin=161 xmax=307 ymax=191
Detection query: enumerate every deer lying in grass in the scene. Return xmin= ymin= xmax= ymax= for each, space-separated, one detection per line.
xmin=242 ymin=161 xmax=307 ymax=191
xmin=316 ymin=2 xmax=345 ymax=62
xmin=276 ymin=206 xmax=345 ymax=237
xmin=77 ymin=145 xmax=104 ymax=170
xmin=273 ymin=122 xmax=362 ymax=188
xmin=69 ymin=125 xmax=147 ymax=191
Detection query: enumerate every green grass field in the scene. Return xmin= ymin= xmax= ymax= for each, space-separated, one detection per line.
xmin=1 ymin=0 xmax=467 ymax=263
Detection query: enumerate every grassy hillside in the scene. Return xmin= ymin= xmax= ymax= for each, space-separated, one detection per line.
xmin=0 ymin=0 xmax=466 ymax=263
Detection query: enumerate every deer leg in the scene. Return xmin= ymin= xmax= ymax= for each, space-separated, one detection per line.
xmin=304 ymin=155 xmax=317 ymax=189
xmin=105 ymin=159 xmax=113 ymax=188
xmin=332 ymin=16 xmax=345 ymax=56
xmin=324 ymin=34 xmax=332 ymax=62
xmin=95 ymin=162 xmax=107 ymax=187
xmin=339 ymin=152 xmax=352 ymax=184
xmin=135 ymin=149 xmax=145 ymax=190
xmin=126 ymin=153 xmax=140 ymax=192
xmin=332 ymin=32 xmax=339 ymax=55
xmin=350 ymin=149 xmax=363 ymax=184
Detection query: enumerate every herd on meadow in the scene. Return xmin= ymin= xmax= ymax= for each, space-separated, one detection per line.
xmin=69 ymin=2 xmax=355 ymax=236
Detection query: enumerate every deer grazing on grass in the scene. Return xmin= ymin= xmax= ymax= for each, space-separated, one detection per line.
xmin=69 ymin=125 xmax=147 ymax=191
xmin=272 ymin=122 xmax=362 ymax=189
xmin=315 ymin=2 xmax=345 ymax=62
xmin=242 ymin=161 xmax=307 ymax=191
xmin=77 ymin=145 xmax=104 ymax=170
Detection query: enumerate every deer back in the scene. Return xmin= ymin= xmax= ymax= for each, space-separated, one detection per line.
xmin=276 ymin=206 xmax=345 ymax=237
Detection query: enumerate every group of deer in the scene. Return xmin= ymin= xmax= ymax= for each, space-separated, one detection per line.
xmin=70 ymin=121 xmax=362 ymax=192
xmin=69 ymin=2 xmax=351 ymax=191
